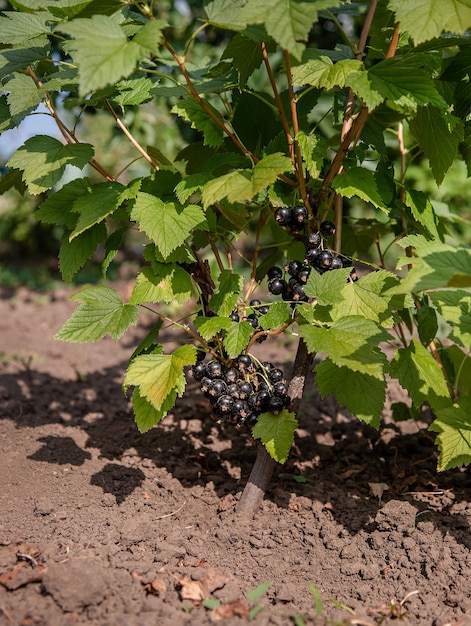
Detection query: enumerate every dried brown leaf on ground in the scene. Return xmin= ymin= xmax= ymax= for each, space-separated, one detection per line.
xmin=210 ymin=599 xmax=249 ymax=621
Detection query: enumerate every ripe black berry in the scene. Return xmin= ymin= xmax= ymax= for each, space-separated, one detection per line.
xmin=206 ymin=360 xmax=223 ymax=379
xmin=267 ymin=266 xmax=283 ymax=280
xmin=259 ymin=305 xmax=269 ymax=315
xmin=233 ymin=399 xmax=249 ymax=417
xmin=287 ymin=259 xmax=304 ymax=276
xmin=236 ymin=354 xmax=252 ymax=370
xmin=200 ymin=377 xmax=212 ymax=396
xmin=275 ymin=207 xmax=292 ymax=226
xmin=238 ymin=381 xmax=253 ymax=399
xmin=292 ymin=205 xmax=308 ymax=223
xmin=246 ymin=313 xmax=259 ymax=328
xmin=226 ymin=383 xmax=239 ymax=397
xmin=192 ymin=362 xmax=206 ymax=381
xmin=292 ymin=284 xmax=306 ymax=301
xmin=249 ymin=299 xmax=261 ymax=307
xmin=268 ymin=396 xmax=284 ymax=413
xmin=320 ymin=220 xmax=336 ymax=237
xmin=272 ymin=381 xmax=288 ymax=396
xmin=317 ymin=249 xmax=333 ymax=269
xmin=297 ymin=268 xmax=311 ymax=283
xmin=268 ymin=278 xmax=286 ymax=296
xmin=330 ymin=256 xmax=343 ymax=270
xmin=214 ymin=395 xmax=234 ymax=417
xmin=229 ymin=311 xmax=240 ymax=322
xmin=268 ymin=368 xmax=284 ymax=383
xmin=308 ymin=232 xmax=321 ymax=247
xmin=224 ymin=368 xmax=240 ymax=383
xmin=196 ymin=350 xmax=206 ymax=362
xmin=305 ymin=247 xmax=321 ymax=266
xmin=208 ymin=379 xmax=228 ymax=400
xmin=256 ymin=389 xmax=271 ymax=410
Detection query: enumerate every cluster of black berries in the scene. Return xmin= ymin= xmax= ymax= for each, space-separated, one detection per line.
xmin=274 ymin=205 xmax=308 ymax=232
xmin=267 ymin=220 xmax=356 ymax=302
xmin=191 ymin=353 xmax=291 ymax=429
xmin=229 ymin=299 xmax=269 ymax=343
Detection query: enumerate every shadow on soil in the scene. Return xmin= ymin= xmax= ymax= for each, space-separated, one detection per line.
xmin=2 ymin=362 xmax=471 ymax=550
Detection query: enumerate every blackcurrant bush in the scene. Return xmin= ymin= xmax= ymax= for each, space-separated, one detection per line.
xmin=330 ymin=256 xmax=343 ymax=270
xmin=267 ymin=266 xmax=283 ymax=280
xmin=316 ymin=249 xmax=333 ymax=269
xmin=224 ymin=368 xmax=240 ymax=384
xmin=320 ymin=220 xmax=336 ymax=237
xmin=292 ymin=205 xmax=308 ymax=223
xmin=268 ymin=368 xmax=284 ymax=383
xmin=268 ymin=278 xmax=286 ymax=296
xmin=206 ymin=360 xmax=223 ymax=379
xmin=191 ymin=362 xmax=206 ymax=381
xmin=268 ymin=395 xmax=284 ymax=413
xmin=287 ymin=259 xmax=304 ymax=276
xmin=275 ymin=207 xmax=292 ymax=226
xmin=308 ymin=232 xmax=321 ymax=247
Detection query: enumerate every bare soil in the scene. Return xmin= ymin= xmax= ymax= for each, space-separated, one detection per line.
xmin=1 ymin=284 xmax=470 ymax=626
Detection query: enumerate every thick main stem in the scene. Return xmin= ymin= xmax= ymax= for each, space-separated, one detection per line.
xmin=236 ymin=339 xmax=313 ymax=516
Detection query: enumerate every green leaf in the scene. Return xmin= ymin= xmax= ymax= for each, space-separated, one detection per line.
xmin=201 ymin=153 xmax=292 ymax=208
xmin=54 ymin=285 xmax=138 ymax=342
xmin=204 ymin=0 xmax=247 ymax=30
xmin=239 ymin=0 xmax=342 ymax=60
xmin=194 ymin=316 xmax=232 ymax=339
xmin=246 ymin=580 xmax=271 ymax=604
xmin=429 ymin=397 xmax=471 ymax=471
xmin=0 ymin=11 xmax=56 ymax=45
xmin=314 ymin=358 xmax=386 ymax=428
xmin=59 ymin=222 xmax=106 ymax=282
xmin=209 ymin=270 xmax=243 ymax=315
xmin=7 ymin=136 xmax=94 ymax=195
xmin=389 ymin=339 xmax=451 ymax=411
xmin=299 ymin=316 xmax=390 ymax=378
xmin=132 ymin=19 xmax=166 ymax=56
xmin=132 ymin=387 xmax=177 ymax=433
xmin=258 ymin=301 xmax=293 ymax=330
xmin=429 ymin=290 xmax=471 ymax=349
xmin=124 ymin=345 xmax=196 ymax=411
xmin=445 ymin=345 xmax=471 ymax=397
xmin=409 ymin=106 xmax=464 ymax=185
xmin=131 ymin=192 xmax=207 ymax=259
xmin=405 ymin=189 xmax=442 ymax=240
xmin=69 ymin=181 xmax=129 ymax=239
xmin=37 ymin=177 xmax=92 ymax=228
xmin=296 ymin=131 xmax=327 ymax=179
xmin=102 ymin=227 xmax=127 ymax=277
xmin=5 ymin=73 xmax=41 ymax=125
xmin=292 ymin=56 xmax=362 ymax=89
xmin=252 ymin=410 xmax=298 ymax=464
xmin=222 ymin=33 xmax=263 ymax=87
xmin=388 ymin=0 xmax=471 ymax=45
xmin=130 ymin=265 xmax=196 ymax=305
xmin=172 ymin=96 xmax=224 ymax=147
xmin=223 ymin=321 xmax=254 ymax=358
xmin=112 ymin=77 xmax=158 ymax=107
xmin=331 ymin=167 xmax=387 ymax=211
xmin=304 ymin=267 xmax=351 ymax=305
xmin=416 ymin=302 xmax=439 ymax=346
xmin=60 ymin=15 xmax=152 ymax=95
xmin=307 ymin=583 xmax=323 ymax=616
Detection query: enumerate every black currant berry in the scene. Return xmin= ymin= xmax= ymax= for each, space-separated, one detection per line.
xmin=192 ymin=362 xmax=206 ymax=381
xmin=289 ymin=219 xmax=305 ymax=232
xmin=317 ymin=249 xmax=333 ymax=269
xmin=282 ymin=288 xmax=293 ymax=301
xmin=256 ymin=333 xmax=267 ymax=343
xmin=238 ymin=381 xmax=253 ymax=399
xmin=297 ymin=268 xmax=311 ymax=283
xmin=256 ymin=389 xmax=271 ymax=410
xmin=249 ymin=299 xmax=261 ymax=307
xmin=292 ymin=205 xmax=308 ymax=223
xmin=275 ymin=207 xmax=292 ymax=226
xmin=236 ymin=354 xmax=252 ymax=370
xmin=268 ymin=395 xmax=284 ymax=413
xmin=305 ymin=247 xmax=322 ymax=266
xmin=287 ymin=259 xmax=304 ymax=276
xmin=233 ymin=399 xmax=249 ymax=417
xmin=214 ymin=395 xmax=234 ymax=417
xmin=224 ymin=368 xmax=240 ymax=384
xmin=246 ymin=313 xmax=259 ymax=328
xmin=229 ymin=311 xmax=240 ymax=322
xmin=200 ymin=377 xmax=212 ymax=396
xmin=196 ymin=350 xmax=206 ymax=362
xmin=330 ymin=256 xmax=343 ymax=270
xmin=206 ymin=360 xmax=223 ymax=379
xmin=272 ymin=381 xmax=288 ymax=396
xmin=268 ymin=278 xmax=286 ymax=296
xmin=261 ymin=361 xmax=274 ymax=371
xmin=259 ymin=305 xmax=270 ymax=315
xmin=308 ymin=231 xmax=321 ymax=247
xmin=292 ymin=284 xmax=306 ymax=301
xmin=226 ymin=382 xmax=239 ymax=397
xmin=267 ymin=266 xmax=283 ymax=280
xmin=320 ymin=220 xmax=336 ymax=237
xmin=268 ymin=368 xmax=284 ymax=383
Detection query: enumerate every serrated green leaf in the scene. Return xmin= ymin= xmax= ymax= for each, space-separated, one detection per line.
xmin=59 ymin=222 xmax=106 ymax=283
xmin=60 ymin=15 xmax=150 ymax=95
xmin=388 ymin=0 xmax=471 ymax=45
xmin=239 ymin=0 xmax=342 ymax=60
xmin=0 ymin=95 xmax=15 ymax=133
xmin=5 ymin=73 xmax=41 ymax=125
xmin=252 ymin=410 xmax=298 ymax=464
xmin=0 ymin=46 xmax=49 ymax=80
xmin=124 ymin=345 xmax=196 ymax=411
xmin=102 ymin=227 xmax=127 ymax=277
xmin=389 ymin=339 xmax=451 ymax=411
xmin=132 ymin=19 xmax=166 ymax=56
xmin=299 ymin=316 xmax=390 ymax=378
xmin=416 ymin=302 xmax=439 ymax=346
xmin=331 ymin=167 xmax=387 ymax=211
xmin=292 ymin=56 xmax=362 ymax=89
xmin=304 ymin=267 xmax=351 ymax=305
xmin=429 ymin=290 xmax=471 ymax=349
xmin=296 ymin=131 xmax=327 ymax=179
xmin=445 ymin=345 xmax=471 ymax=397
xmin=258 ymin=301 xmax=292 ymax=329
xmin=223 ymin=321 xmax=254 ymax=358
xmin=172 ymin=96 xmax=224 ymax=147
xmin=131 ymin=192 xmax=207 ymax=259
xmin=132 ymin=387 xmax=176 ymax=433
xmin=204 ymin=0 xmax=246 ymax=30
xmin=7 ymin=136 xmax=94 ymax=195
xmin=37 ymin=177 xmax=92 ymax=228
xmin=69 ymin=181 xmax=128 ymax=239
xmin=409 ymin=106 xmax=464 ymax=185
xmin=130 ymin=265 xmax=196 ymax=306
xmin=112 ymin=77 xmax=157 ymax=106
xmin=201 ymin=153 xmax=292 ymax=208
xmin=0 ymin=11 xmax=56 ymax=45
xmin=429 ymin=397 xmax=471 ymax=471
xmin=405 ymin=189 xmax=442 ymax=240
xmin=194 ymin=316 xmax=232 ymax=339
xmin=314 ymin=358 xmax=385 ymax=428
xmin=346 ymin=70 xmax=385 ymax=111
xmin=209 ymin=270 xmax=243 ymax=315
xmin=54 ymin=285 xmax=138 ymax=342
xmin=221 ymin=33 xmax=263 ymax=87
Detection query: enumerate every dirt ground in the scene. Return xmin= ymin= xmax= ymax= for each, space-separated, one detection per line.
xmin=1 ymin=283 xmax=470 ymax=626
